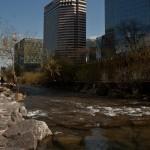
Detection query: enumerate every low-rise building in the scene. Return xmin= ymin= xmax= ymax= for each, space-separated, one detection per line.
xmin=96 ymin=37 xmax=103 ymax=60
xmin=14 ymin=38 xmax=43 ymax=71
xmin=86 ymin=39 xmax=97 ymax=62
xmin=96 ymin=33 xmax=116 ymax=59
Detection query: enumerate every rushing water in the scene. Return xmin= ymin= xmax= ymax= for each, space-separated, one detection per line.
xmin=22 ymin=85 xmax=150 ymax=150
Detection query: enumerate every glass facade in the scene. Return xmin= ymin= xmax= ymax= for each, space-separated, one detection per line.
xmin=105 ymin=0 xmax=150 ymax=32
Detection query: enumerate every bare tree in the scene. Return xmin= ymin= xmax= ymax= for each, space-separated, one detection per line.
xmin=118 ymin=20 xmax=146 ymax=52
xmin=0 ymin=20 xmax=19 ymax=89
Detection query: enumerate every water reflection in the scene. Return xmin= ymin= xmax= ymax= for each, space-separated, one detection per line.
xmin=85 ymin=127 xmax=150 ymax=150
xmin=85 ymin=129 xmax=108 ymax=150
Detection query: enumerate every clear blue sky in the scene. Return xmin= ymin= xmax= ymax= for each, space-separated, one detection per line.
xmin=0 ymin=0 xmax=105 ymax=39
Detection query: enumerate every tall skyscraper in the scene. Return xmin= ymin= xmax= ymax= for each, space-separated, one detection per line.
xmin=104 ymin=0 xmax=150 ymax=54
xmin=105 ymin=0 xmax=150 ymax=33
xmin=44 ymin=0 xmax=86 ymax=63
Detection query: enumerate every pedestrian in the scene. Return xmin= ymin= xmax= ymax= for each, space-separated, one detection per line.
xmin=0 ymin=76 xmax=5 ymax=86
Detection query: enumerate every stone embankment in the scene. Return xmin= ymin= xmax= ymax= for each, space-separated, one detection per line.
xmin=0 ymin=86 xmax=52 ymax=150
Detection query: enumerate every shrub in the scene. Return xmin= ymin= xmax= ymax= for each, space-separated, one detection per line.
xmin=42 ymin=56 xmax=61 ymax=81
xmin=58 ymin=59 xmax=77 ymax=82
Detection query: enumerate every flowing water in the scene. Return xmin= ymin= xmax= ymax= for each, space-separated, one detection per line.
xmin=22 ymin=86 xmax=150 ymax=150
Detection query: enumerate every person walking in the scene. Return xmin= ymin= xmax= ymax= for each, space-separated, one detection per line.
xmin=0 ymin=76 xmax=5 ymax=86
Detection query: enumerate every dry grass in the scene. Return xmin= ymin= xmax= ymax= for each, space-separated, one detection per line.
xmin=21 ymin=72 xmax=47 ymax=85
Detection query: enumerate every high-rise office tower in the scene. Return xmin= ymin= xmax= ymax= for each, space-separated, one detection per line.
xmin=105 ymin=0 xmax=150 ymax=33
xmin=104 ymin=0 xmax=150 ymax=54
xmin=44 ymin=0 xmax=86 ymax=62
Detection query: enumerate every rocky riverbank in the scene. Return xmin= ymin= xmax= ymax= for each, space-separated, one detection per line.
xmin=0 ymin=86 xmax=52 ymax=150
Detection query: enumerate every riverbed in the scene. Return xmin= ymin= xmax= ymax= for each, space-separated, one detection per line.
xmin=23 ymin=86 xmax=150 ymax=150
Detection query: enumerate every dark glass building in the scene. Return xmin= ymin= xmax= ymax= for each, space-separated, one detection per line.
xmin=105 ymin=0 xmax=150 ymax=33
xmin=44 ymin=0 xmax=86 ymax=63
xmin=104 ymin=0 xmax=150 ymax=54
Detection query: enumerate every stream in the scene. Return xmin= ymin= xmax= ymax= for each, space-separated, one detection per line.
xmin=22 ymin=85 xmax=150 ymax=150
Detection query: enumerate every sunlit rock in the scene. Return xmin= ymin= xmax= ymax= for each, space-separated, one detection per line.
xmin=3 ymin=119 xmax=52 ymax=149
xmin=15 ymin=93 xmax=25 ymax=102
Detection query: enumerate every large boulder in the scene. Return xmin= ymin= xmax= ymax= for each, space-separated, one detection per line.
xmin=0 ymin=135 xmax=7 ymax=148
xmin=3 ymin=119 xmax=52 ymax=150
xmin=5 ymin=132 xmax=37 ymax=150
xmin=0 ymin=87 xmax=5 ymax=93
xmin=9 ymin=105 xmax=27 ymax=125
xmin=19 ymin=106 xmax=27 ymax=117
